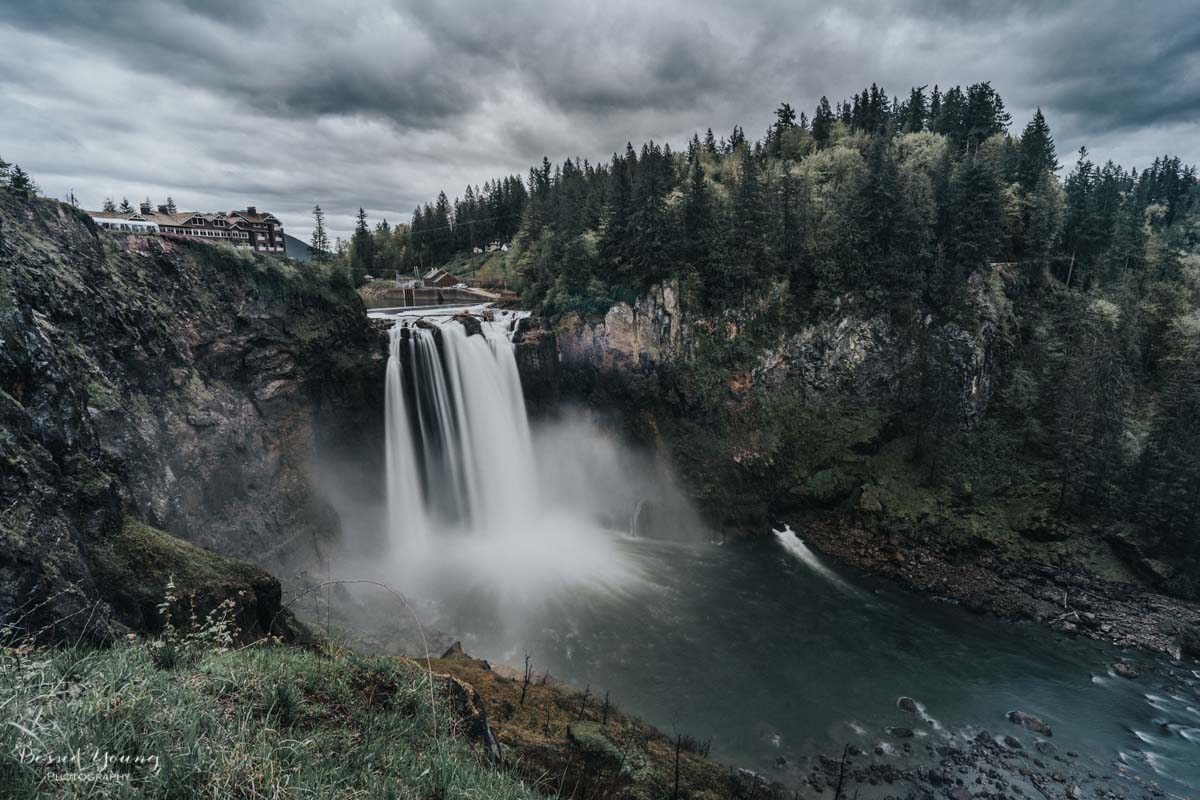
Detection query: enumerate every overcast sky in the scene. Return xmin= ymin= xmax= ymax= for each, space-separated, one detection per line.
xmin=1 ymin=0 xmax=1197 ymax=240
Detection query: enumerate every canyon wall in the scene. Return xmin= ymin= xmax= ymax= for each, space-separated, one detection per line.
xmin=0 ymin=195 xmax=381 ymax=640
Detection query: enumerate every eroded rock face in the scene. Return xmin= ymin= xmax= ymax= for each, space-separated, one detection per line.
xmin=551 ymin=277 xmax=1001 ymax=425
xmin=0 ymin=195 xmax=379 ymax=641
xmin=556 ymin=282 xmax=685 ymax=376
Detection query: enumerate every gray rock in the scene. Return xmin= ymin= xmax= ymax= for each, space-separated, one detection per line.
xmin=1110 ymin=662 xmax=1139 ymax=679
xmin=1035 ymin=741 xmax=1057 ymax=756
xmin=1007 ymin=711 xmax=1053 ymax=737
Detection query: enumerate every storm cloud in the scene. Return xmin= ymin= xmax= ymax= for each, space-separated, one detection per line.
xmin=1 ymin=0 xmax=1196 ymax=238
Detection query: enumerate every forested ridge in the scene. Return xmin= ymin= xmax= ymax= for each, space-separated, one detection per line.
xmin=357 ymin=82 xmax=1200 ymax=599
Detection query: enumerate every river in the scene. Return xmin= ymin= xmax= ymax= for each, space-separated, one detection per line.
xmin=435 ymin=530 xmax=1200 ymax=797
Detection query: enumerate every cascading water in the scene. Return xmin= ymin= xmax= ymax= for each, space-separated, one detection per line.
xmin=386 ymin=311 xmax=535 ymax=540
xmin=379 ymin=306 xmax=640 ymax=609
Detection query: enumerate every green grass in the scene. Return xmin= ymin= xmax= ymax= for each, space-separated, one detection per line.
xmin=0 ymin=640 xmax=540 ymax=799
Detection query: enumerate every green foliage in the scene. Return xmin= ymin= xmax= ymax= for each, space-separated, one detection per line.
xmin=0 ymin=641 xmax=539 ymax=799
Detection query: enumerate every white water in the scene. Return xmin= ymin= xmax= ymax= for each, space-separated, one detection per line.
xmin=773 ymin=523 xmax=862 ymax=596
xmin=378 ymin=307 xmax=644 ymax=617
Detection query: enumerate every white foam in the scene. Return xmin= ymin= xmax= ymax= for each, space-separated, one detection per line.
xmin=772 ymin=524 xmax=862 ymax=596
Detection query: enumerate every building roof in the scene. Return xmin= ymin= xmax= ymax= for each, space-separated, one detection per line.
xmin=83 ymin=208 xmax=282 ymax=227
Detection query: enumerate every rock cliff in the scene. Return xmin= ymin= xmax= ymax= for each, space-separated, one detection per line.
xmin=0 ymin=195 xmax=380 ymax=641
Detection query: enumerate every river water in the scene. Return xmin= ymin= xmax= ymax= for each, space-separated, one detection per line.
xmin=437 ymin=530 xmax=1200 ymax=797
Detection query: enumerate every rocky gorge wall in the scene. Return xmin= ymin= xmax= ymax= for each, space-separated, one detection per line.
xmin=517 ymin=272 xmax=1007 ymax=533
xmin=0 ymin=196 xmax=382 ymax=641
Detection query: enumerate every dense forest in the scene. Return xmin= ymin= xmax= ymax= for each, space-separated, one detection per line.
xmin=365 ymin=82 xmax=1200 ymax=599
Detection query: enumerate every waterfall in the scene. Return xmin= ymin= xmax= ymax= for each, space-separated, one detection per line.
xmin=385 ymin=326 xmax=429 ymax=553
xmin=374 ymin=304 xmax=643 ymax=616
xmin=384 ymin=311 xmax=537 ymax=551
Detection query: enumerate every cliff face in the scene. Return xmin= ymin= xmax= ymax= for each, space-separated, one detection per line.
xmin=0 ymin=196 xmax=380 ymax=641
xmin=532 ymin=273 xmax=1008 ymax=533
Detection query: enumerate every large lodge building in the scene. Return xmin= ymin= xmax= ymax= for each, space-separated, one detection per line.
xmin=86 ymin=202 xmax=286 ymax=254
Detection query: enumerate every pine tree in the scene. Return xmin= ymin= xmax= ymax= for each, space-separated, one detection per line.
xmin=681 ymin=156 xmax=712 ymax=270
xmin=103 ymin=198 xmax=117 ymax=213
xmin=1054 ymin=299 xmax=1130 ymax=512
xmin=310 ymin=204 xmax=329 ymax=262
xmin=1018 ymin=108 xmax=1058 ymax=191
xmin=7 ymin=165 xmax=34 ymax=198
xmin=704 ymin=128 xmax=717 ymax=155
xmin=772 ymin=102 xmax=797 ymax=155
xmin=166 ymin=196 xmax=177 ymax=214
xmin=349 ymin=207 xmax=376 ymax=281
xmin=1139 ymin=314 xmax=1200 ymax=585
xmin=812 ymin=96 xmax=835 ymax=149
xmin=119 ymin=197 xmax=133 ymax=213
xmin=903 ymin=85 xmax=928 ymax=133
xmin=731 ymin=149 xmax=768 ymax=297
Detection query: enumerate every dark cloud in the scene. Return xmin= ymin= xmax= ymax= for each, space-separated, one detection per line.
xmin=0 ymin=0 xmax=1195 ymax=239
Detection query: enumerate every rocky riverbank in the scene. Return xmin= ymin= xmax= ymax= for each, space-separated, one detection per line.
xmin=797 ymin=517 xmax=1200 ymax=659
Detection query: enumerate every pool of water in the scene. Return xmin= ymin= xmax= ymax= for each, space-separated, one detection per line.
xmin=435 ymin=530 xmax=1200 ymax=795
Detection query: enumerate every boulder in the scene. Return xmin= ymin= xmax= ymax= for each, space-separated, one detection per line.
xmin=897 ymin=697 xmax=920 ymax=713
xmin=1110 ymin=662 xmax=1139 ymax=679
xmin=453 ymin=313 xmax=483 ymax=337
xmin=1006 ymin=711 xmax=1052 ymax=737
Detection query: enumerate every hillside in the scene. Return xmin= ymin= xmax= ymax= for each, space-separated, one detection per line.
xmin=0 ymin=193 xmax=380 ymax=642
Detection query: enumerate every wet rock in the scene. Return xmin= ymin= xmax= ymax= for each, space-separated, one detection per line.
xmin=1179 ymin=624 xmax=1200 ymax=659
xmin=1007 ymin=711 xmax=1052 ymax=737
xmin=1110 ymin=662 xmax=1139 ymax=679
xmin=451 ymin=313 xmax=484 ymax=337
xmin=1034 ymin=741 xmax=1058 ymax=756
xmin=889 ymin=727 xmax=916 ymax=738
xmin=1003 ymin=736 xmax=1024 ymax=750
xmin=898 ymin=696 xmax=920 ymax=713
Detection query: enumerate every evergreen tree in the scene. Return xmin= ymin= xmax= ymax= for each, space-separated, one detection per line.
xmin=310 ymin=205 xmax=330 ymax=262
xmin=1022 ymin=170 xmax=1066 ymax=281
xmin=704 ymin=128 xmax=718 ymax=155
xmin=1018 ymin=108 xmax=1058 ymax=191
xmin=0 ymin=155 xmax=9 ymax=187
xmin=772 ymin=102 xmax=797 ymax=155
xmin=119 ymin=197 xmax=133 ymax=213
xmin=349 ymin=207 xmax=376 ymax=281
xmin=166 ymin=196 xmax=177 ymax=214
xmin=1139 ymin=313 xmax=1200 ymax=591
xmin=903 ymin=85 xmax=928 ymax=133
xmin=731 ymin=149 xmax=768 ymax=297
xmin=682 ymin=157 xmax=711 ymax=258
xmin=7 ymin=165 xmax=34 ymax=198
xmin=102 ymin=198 xmax=117 ymax=213
xmin=1054 ymin=299 xmax=1130 ymax=512
xmin=812 ymin=96 xmax=835 ymax=149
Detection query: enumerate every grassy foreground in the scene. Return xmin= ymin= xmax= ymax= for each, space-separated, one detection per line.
xmin=0 ymin=638 xmax=762 ymax=799
xmin=0 ymin=641 xmax=537 ymax=799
